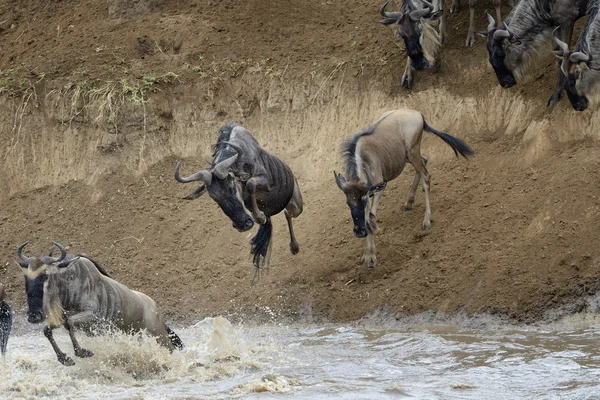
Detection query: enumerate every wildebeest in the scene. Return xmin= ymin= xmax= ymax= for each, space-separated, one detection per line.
xmin=17 ymin=242 xmax=183 ymax=366
xmin=553 ymin=4 xmax=600 ymax=111
xmin=480 ymin=0 xmax=589 ymax=107
xmin=175 ymin=123 xmax=303 ymax=276
xmin=0 ymin=283 xmax=12 ymax=361
xmin=378 ymin=0 xmax=445 ymax=88
xmin=334 ymin=109 xmax=474 ymax=268
xmin=450 ymin=0 xmax=516 ymax=46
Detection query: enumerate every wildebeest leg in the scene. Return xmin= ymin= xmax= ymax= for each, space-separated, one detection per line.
xmin=284 ymin=178 xmax=303 ymax=255
xmin=436 ymin=0 xmax=448 ymax=44
xmin=493 ymin=0 xmax=502 ymax=27
xmin=44 ymin=325 xmax=75 ymax=366
xmin=361 ymin=191 xmax=384 ymax=268
xmin=64 ymin=314 xmax=93 ymax=358
xmin=245 ymin=176 xmax=269 ymax=224
xmin=401 ymin=57 xmax=414 ymax=89
xmin=450 ymin=0 xmax=461 ymax=14
xmin=409 ymin=153 xmax=432 ymax=229
xmin=405 ymin=156 xmax=428 ymax=210
xmin=465 ymin=0 xmax=477 ymax=47
xmin=548 ymin=24 xmax=574 ymax=108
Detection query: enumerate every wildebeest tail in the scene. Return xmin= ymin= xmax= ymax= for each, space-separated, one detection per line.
xmin=422 ymin=117 xmax=474 ymax=159
xmin=166 ymin=326 xmax=184 ymax=350
xmin=250 ymin=217 xmax=273 ymax=270
xmin=0 ymin=301 xmax=12 ymax=355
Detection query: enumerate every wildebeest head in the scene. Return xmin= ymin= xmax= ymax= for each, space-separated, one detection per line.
xmin=16 ymin=242 xmax=67 ymax=324
xmin=553 ymin=35 xmax=599 ymax=111
xmin=175 ymin=143 xmax=254 ymax=232
xmin=378 ymin=0 xmax=442 ymax=71
xmin=480 ymin=13 xmax=519 ymax=88
xmin=334 ymin=171 xmax=387 ymax=238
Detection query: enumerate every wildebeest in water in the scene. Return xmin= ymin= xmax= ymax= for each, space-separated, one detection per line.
xmin=175 ymin=123 xmax=303 ymax=278
xmin=17 ymin=242 xmax=183 ymax=366
xmin=0 ymin=283 xmax=12 ymax=362
xmin=334 ymin=108 xmax=474 ymax=268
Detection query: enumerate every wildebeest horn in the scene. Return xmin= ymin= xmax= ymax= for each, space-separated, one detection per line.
xmin=553 ymin=36 xmax=569 ymax=56
xmin=334 ymin=171 xmax=347 ymax=191
xmin=410 ymin=7 xmax=431 ymax=21
xmin=221 ymin=141 xmax=244 ymax=157
xmin=379 ymin=1 xmax=402 ymax=20
xmin=213 ymin=153 xmax=239 ymax=180
xmin=485 ymin=10 xmax=496 ymax=32
xmin=17 ymin=241 xmax=34 ymax=268
xmin=421 ymin=0 xmax=435 ymax=10
xmin=570 ymin=51 xmax=590 ymax=63
xmin=39 ymin=242 xmax=67 ymax=265
xmin=174 ymin=161 xmax=213 ymax=186
xmin=493 ymin=29 xmax=511 ymax=40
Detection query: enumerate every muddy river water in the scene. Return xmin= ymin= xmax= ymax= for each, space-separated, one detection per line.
xmin=1 ymin=314 xmax=599 ymax=399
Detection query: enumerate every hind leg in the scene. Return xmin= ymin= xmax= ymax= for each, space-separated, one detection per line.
xmin=64 ymin=317 xmax=93 ymax=358
xmin=408 ymin=153 xmax=432 ymax=229
xmin=284 ymin=179 xmax=303 ymax=255
xmin=405 ymin=156 xmax=428 ymax=211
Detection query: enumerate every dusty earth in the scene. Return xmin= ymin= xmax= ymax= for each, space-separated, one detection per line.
xmin=0 ymin=0 xmax=600 ymax=325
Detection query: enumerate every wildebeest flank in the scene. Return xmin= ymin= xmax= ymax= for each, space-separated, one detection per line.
xmin=0 ymin=283 xmax=12 ymax=361
xmin=17 ymin=242 xmax=183 ymax=366
xmin=175 ymin=123 xmax=303 ymax=278
xmin=334 ymin=108 xmax=473 ymax=268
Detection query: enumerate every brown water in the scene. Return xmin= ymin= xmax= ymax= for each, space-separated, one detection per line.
xmin=1 ymin=314 xmax=599 ymax=399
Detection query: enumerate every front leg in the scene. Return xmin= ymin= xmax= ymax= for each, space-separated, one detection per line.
xmin=465 ymin=0 xmax=477 ymax=47
xmin=450 ymin=0 xmax=461 ymax=14
xmin=401 ymin=57 xmax=414 ymax=89
xmin=361 ymin=234 xmax=378 ymax=268
xmin=245 ymin=176 xmax=269 ymax=224
xmin=64 ymin=313 xmax=94 ymax=358
xmin=548 ymin=24 xmax=574 ymax=107
xmin=44 ymin=325 xmax=75 ymax=366
xmin=284 ymin=178 xmax=303 ymax=255
xmin=435 ymin=0 xmax=448 ymax=44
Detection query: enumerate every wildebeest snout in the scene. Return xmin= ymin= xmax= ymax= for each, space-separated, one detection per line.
xmin=354 ymin=225 xmax=368 ymax=238
xmin=412 ymin=55 xmax=430 ymax=71
xmin=233 ymin=218 xmax=254 ymax=232
xmin=28 ymin=310 xmax=44 ymax=324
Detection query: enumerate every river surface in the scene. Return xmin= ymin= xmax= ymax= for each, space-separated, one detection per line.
xmin=1 ymin=314 xmax=599 ymax=399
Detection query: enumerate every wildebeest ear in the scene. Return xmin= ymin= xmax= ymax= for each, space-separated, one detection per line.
xmin=425 ymin=11 xmax=443 ymax=22
xmin=377 ymin=18 xmax=399 ymax=26
xmin=369 ymin=181 xmax=387 ymax=194
xmin=334 ymin=171 xmax=347 ymax=191
xmin=184 ymin=185 xmax=206 ymax=200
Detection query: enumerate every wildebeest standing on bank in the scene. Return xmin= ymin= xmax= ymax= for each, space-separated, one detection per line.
xmin=334 ymin=109 xmax=474 ymax=268
xmin=450 ymin=0 xmax=516 ymax=47
xmin=0 ymin=283 xmax=12 ymax=361
xmin=553 ymin=4 xmax=600 ymax=111
xmin=378 ymin=0 xmax=445 ymax=89
xmin=175 ymin=123 xmax=303 ymax=276
xmin=480 ymin=0 xmax=589 ymax=107
xmin=17 ymin=242 xmax=183 ymax=366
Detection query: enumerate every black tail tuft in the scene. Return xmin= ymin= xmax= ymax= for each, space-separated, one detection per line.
xmin=250 ymin=217 xmax=273 ymax=270
xmin=0 ymin=301 xmax=12 ymax=355
xmin=423 ymin=118 xmax=474 ymax=159
xmin=166 ymin=326 xmax=184 ymax=350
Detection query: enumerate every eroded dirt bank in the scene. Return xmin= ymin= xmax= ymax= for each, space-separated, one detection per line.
xmin=1 ymin=0 xmax=600 ymax=324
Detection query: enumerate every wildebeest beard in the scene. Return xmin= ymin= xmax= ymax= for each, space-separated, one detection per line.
xmin=25 ymin=274 xmax=46 ymax=324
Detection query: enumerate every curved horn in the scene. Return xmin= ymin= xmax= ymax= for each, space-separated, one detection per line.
xmin=334 ymin=171 xmax=348 ymax=191
xmin=421 ymin=0 xmax=435 ymax=10
xmin=39 ymin=242 xmax=67 ymax=265
xmin=553 ymin=37 xmax=569 ymax=55
xmin=493 ymin=29 xmax=511 ymax=40
xmin=221 ymin=141 xmax=244 ymax=157
xmin=570 ymin=51 xmax=590 ymax=63
xmin=379 ymin=1 xmax=402 ymax=19
xmin=213 ymin=154 xmax=239 ymax=180
xmin=17 ymin=241 xmax=34 ymax=267
xmin=410 ymin=7 xmax=431 ymax=20
xmin=175 ymin=161 xmax=212 ymax=186
xmin=485 ymin=10 xmax=496 ymax=32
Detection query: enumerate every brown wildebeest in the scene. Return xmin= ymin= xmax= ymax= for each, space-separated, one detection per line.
xmin=334 ymin=108 xmax=474 ymax=268
xmin=17 ymin=242 xmax=183 ymax=366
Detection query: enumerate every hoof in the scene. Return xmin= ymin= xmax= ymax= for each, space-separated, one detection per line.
xmin=423 ymin=221 xmax=431 ymax=230
xmin=465 ymin=35 xmax=476 ymax=47
xmin=75 ymin=348 xmax=94 ymax=358
xmin=403 ymin=205 xmax=412 ymax=212
xmin=290 ymin=241 xmax=300 ymax=255
xmin=255 ymin=212 xmax=267 ymax=225
xmin=401 ymin=76 xmax=412 ymax=89
xmin=360 ymin=255 xmax=377 ymax=268
xmin=59 ymin=355 xmax=75 ymax=366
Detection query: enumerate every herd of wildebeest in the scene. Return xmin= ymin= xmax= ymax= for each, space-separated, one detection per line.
xmin=0 ymin=0 xmax=597 ymax=367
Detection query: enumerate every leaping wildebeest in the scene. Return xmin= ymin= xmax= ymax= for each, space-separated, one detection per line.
xmin=553 ymin=4 xmax=600 ymax=111
xmin=334 ymin=109 xmax=474 ymax=268
xmin=175 ymin=123 xmax=303 ymax=276
xmin=480 ymin=0 xmax=590 ymax=107
xmin=378 ymin=0 xmax=445 ymax=88
xmin=0 ymin=283 xmax=12 ymax=361
xmin=17 ymin=242 xmax=183 ymax=366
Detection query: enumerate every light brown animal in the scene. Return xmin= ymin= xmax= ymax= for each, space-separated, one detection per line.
xmin=334 ymin=108 xmax=474 ymax=268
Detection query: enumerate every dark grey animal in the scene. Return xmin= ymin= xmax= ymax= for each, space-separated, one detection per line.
xmin=334 ymin=109 xmax=473 ymax=268
xmin=0 ymin=283 xmax=12 ymax=361
xmin=378 ymin=0 xmax=445 ymax=88
xmin=480 ymin=0 xmax=590 ymax=107
xmin=175 ymin=123 xmax=303 ymax=276
xmin=553 ymin=4 xmax=600 ymax=111
xmin=17 ymin=242 xmax=183 ymax=366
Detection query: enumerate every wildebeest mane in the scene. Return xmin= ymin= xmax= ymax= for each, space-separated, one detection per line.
xmin=55 ymin=254 xmax=111 ymax=278
xmin=341 ymin=126 xmax=375 ymax=180
xmin=210 ymin=123 xmax=245 ymax=172
xmin=576 ymin=4 xmax=600 ymax=53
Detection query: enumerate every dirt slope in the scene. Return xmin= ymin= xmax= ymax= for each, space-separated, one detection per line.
xmin=1 ymin=0 xmax=599 ymax=325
